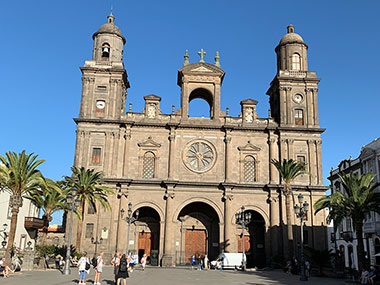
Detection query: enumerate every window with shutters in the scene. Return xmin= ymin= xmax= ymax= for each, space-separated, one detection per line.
xmin=292 ymin=53 xmax=301 ymax=70
xmin=244 ymin=155 xmax=256 ymax=182
xmin=91 ymin=148 xmax=101 ymax=164
xmin=85 ymin=223 xmax=94 ymax=238
xmin=295 ymin=109 xmax=304 ymax=125
xmin=143 ymin=151 xmax=155 ymax=179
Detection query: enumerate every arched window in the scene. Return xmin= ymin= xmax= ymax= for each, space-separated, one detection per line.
xmin=244 ymin=155 xmax=256 ymax=182
xmin=294 ymin=109 xmax=304 ymax=125
xmin=143 ymin=151 xmax=155 ymax=178
xmin=101 ymin=43 xmax=110 ymax=60
xmin=292 ymin=53 xmax=301 ymax=70
xmin=188 ymin=88 xmax=213 ymax=118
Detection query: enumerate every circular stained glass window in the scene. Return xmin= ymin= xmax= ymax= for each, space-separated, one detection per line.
xmin=184 ymin=140 xmax=216 ymax=173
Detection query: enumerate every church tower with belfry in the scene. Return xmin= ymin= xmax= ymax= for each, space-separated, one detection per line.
xmin=69 ymin=16 xmax=327 ymax=268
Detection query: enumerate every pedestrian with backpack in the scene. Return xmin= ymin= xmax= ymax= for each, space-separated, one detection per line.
xmin=117 ymin=254 xmax=129 ymax=285
xmin=93 ymin=252 xmax=103 ymax=285
xmin=77 ymin=252 xmax=90 ymax=285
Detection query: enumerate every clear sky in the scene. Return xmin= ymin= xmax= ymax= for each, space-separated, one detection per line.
xmin=1 ymin=1 xmax=379 ymax=225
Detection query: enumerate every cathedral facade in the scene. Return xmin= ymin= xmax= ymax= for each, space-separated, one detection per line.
xmin=69 ymin=14 xmax=327 ymax=267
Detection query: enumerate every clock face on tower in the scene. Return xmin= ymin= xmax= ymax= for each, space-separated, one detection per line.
xmin=294 ymin=94 xmax=303 ymax=104
xmin=147 ymin=104 xmax=156 ymax=118
xmin=96 ymin=100 xmax=105 ymax=109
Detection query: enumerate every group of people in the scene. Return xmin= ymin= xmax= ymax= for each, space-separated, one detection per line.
xmin=76 ymin=251 xmax=148 ymax=284
xmin=191 ymin=254 xmax=209 ymax=270
xmin=0 ymin=257 xmax=13 ymax=278
xmin=284 ymin=257 xmax=310 ymax=277
xmin=360 ymin=266 xmax=379 ymax=284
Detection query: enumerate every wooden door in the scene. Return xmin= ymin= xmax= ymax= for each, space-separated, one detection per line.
xmin=237 ymin=235 xmax=251 ymax=253
xmin=138 ymin=232 xmax=152 ymax=259
xmin=185 ymin=230 xmax=206 ymax=264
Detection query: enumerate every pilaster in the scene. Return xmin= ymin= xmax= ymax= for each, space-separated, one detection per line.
xmin=223 ymin=189 xmax=234 ymax=253
xmin=122 ymin=125 xmax=132 ymax=177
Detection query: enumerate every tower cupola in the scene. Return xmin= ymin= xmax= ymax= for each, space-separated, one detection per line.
xmin=92 ymin=13 xmax=126 ymax=62
xmin=275 ymin=25 xmax=308 ymax=72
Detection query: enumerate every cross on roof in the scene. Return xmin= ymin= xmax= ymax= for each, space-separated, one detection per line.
xmin=198 ymin=49 xmax=206 ymax=63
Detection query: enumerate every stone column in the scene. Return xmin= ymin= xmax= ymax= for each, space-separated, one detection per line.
xmin=287 ymin=139 xmax=294 ymax=160
xmin=82 ymin=131 xmax=91 ymax=168
xmin=312 ymin=88 xmax=319 ymax=126
xmin=103 ymin=132 xmax=112 ymax=175
xmin=223 ymin=191 xmax=234 ymax=252
xmin=162 ymin=188 xmax=175 ymax=266
xmin=74 ymin=130 xmax=84 ymax=167
xmin=168 ymin=127 xmax=175 ymax=179
xmin=224 ymin=131 xmax=232 ymax=182
xmin=79 ymin=78 xmax=89 ymax=117
xmin=285 ymin=87 xmax=292 ymax=125
xmin=316 ymin=140 xmax=323 ymax=185
xmin=305 ymin=88 xmax=313 ymax=126
xmin=279 ymin=87 xmax=286 ymax=125
xmin=269 ymin=191 xmax=280 ymax=256
xmin=279 ymin=138 xmax=287 ymax=161
xmin=307 ymin=139 xmax=317 ymax=185
xmin=87 ymin=78 xmax=95 ymax=117
xmin=122 ymin=125 xmax=132 ymax=177
xmin=268 ymin=137 xmax=278 ymax=184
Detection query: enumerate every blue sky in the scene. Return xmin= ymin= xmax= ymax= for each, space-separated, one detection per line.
xmin=1 ymin=1 xmax=379 ymax=224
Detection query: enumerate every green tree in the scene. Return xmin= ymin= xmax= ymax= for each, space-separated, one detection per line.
xmin=314 ymin=172 xmax=380 ymax=271
xmin=24 ymin=178 xmax=71 ymax=246
xmin=0 ymin=151 xmax=45 ymax=255
xmin=271 ymin=158 xmax=309 ymax=259
xmin=64 ymin=167 xmax=114 ymax=252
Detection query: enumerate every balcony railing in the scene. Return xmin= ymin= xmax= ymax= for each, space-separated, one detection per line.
xmin=24 ymin=217 xmax=47 ymax=230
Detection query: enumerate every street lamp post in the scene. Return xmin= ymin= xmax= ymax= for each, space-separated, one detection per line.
xmin=63 ymin=189 xmax=80 ymax=276
xmin=235 ymin=206 xmax=252 ymax=271
xmin=121 ymin=202 xmax=139 ymax=254
xmin=294 ymin=193 xmax=309 ymax=281
xmin=91 ymin=236 xmax=103 ymax=257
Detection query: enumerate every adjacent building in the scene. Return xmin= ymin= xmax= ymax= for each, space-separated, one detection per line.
xmin=328 ymin=137 xmax=380 ymax=269
xmin=69 ymin=14 xmax=328 ymax=266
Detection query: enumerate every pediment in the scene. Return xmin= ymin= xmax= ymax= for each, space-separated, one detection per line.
xmin=179 ymin=62 xmax=224 ymax=75
xmin=144 ymin=94 xmax=161 ymax=101
xmin=238 ymin=141 xmax=261 ymax=152
xmin=360 ymin=147 xmax=375 ymax=159
xmin=190 ymin=66 xmax=214 ymax=73
xmin=138 ymin=136 xmax=161 ymax=148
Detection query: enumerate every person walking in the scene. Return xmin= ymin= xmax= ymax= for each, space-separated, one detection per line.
xmin=196 ymin=255 xmax=202 ymax=271
xmin=191 ymin=255 xmax=195 ymax=270
xmin=141 ymin=254 xmax=147 ymax=271
xmin=117 ymin=254 xmax=129 ymax=285
xmin=77 ymin=252 xmax=90 ymax=285
xmin=93 ymin=252 xmax=103 ymax=285
xmin=305 ymin=259 xmax=311 ymax=278
xmin=111 ymin=252 xmax=120 ymax=284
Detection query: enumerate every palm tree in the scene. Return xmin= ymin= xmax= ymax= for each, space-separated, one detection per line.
xmin=0 ymin=151 xmax=45 ymax=253
xmin=314 ymin=172 xmax=380 ymax=271
xmin=24 ymin=178 xmax=71 ymax=246
xmin=64 ymin=167 xmax=114 ymax=252
xmin=271 ymin=158 xmax=310 ymax=259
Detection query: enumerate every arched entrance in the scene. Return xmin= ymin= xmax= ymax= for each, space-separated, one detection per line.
xmin=177 ymin=202 xmax=220 ymax=264
xmin=135 ymin=207 xmax=160 ymax=266
xmin=236 ymin=210 xmax=266 ymax=268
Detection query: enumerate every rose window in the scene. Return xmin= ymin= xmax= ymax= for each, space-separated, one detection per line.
xmin=184 ymin=141 xmax=216 ymax=173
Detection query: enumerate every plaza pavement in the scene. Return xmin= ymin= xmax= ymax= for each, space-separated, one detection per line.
xmin=0 ymin=266 xmax=348 ymax=285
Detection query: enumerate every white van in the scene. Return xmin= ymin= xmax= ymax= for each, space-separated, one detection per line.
xmin=210 ymin=253 xmax=246 ymax=270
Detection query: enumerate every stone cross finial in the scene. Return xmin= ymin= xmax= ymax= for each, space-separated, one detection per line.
xmin=183 ymin=50 xmax=189 ymax=66
xmin=214 ymin=51 xmax=220 ymax=67
xmin=198 ymin=49 xmax=206 ymax=63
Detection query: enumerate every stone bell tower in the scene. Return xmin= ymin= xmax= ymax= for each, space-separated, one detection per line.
xmin=78 ymin=13 xmax=129 ymax=121
xmin=177 ymin=50 xmax=225 ymax=121
xmin=267 ymin=24 xmax=320 ymax=128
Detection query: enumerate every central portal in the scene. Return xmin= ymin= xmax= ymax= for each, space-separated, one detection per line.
xmin=177 ymin=202 xmax=220 ymax=264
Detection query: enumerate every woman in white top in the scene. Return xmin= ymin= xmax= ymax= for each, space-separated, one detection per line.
xmin=94 ymin=252 xmax=103 ymax=285
xmin=77 ymin=252 xmax=90 ymax=285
